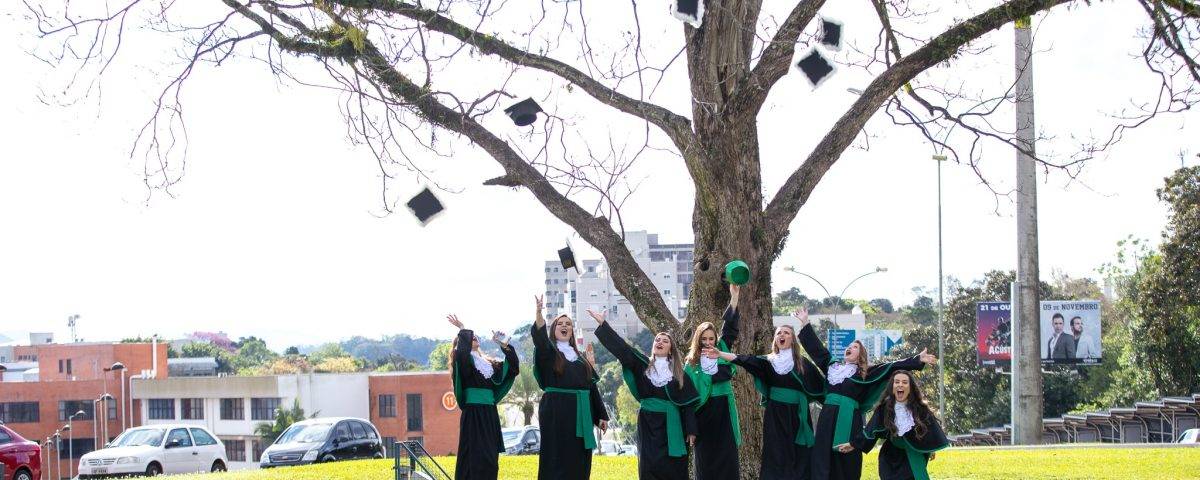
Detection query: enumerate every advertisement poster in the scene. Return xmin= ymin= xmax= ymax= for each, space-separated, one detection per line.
xmin=1039 ymin=300 xmax=1102 ymax=365
xmin=976 ymin=301 xmax=1012 ymax=366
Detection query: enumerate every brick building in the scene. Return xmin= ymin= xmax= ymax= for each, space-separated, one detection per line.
xmin=0 ymin=337 xmax=168 ymax=468
xmin=368 ymin=371 xmax=458 ymax=456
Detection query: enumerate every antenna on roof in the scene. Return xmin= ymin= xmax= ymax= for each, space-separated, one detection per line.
xmin=68 ymin=314 xmax=80 ymax=343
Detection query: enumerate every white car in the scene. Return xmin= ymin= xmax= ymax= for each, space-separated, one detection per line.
xmin=77 ymin=425 xmax=228 ymax=478
xmin=1178 ymin=428 xmax=1200 ymax=444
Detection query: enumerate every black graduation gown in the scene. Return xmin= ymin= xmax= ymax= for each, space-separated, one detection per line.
xmin=851 ymin=402 xmax=949 ymax=480
xmin=532 ymin=322 xmax=609 ymax=480
xmin=595 ymin=321 xmax=699 ymax=480
xmin=731 ymin=346 xmax=826 ymax=480
xmin=798 ymin=325 xmax=926 ymax=480
xmin=452 ymin=329 xmax=519 ymax=480
xmin=691 ymin=306 xmax=741 ymax=480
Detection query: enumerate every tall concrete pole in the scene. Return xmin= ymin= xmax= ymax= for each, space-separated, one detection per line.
xmin=1013 ymin=16 xmax=1043 ymax=445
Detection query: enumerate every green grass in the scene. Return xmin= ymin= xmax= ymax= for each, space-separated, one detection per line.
xmin=171 ymin=447 xmax=1199 ymax=479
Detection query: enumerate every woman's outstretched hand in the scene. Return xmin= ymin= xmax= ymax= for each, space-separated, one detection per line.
xmin=446 ymin=314 xmax=464 ymax=330
xmin=586 ymin=309 xmax=607 ymax=324
xmin=919 ymin=348 xmax=938 ymax=365
xmin=792 ymin=307 xmax=810 ymax=327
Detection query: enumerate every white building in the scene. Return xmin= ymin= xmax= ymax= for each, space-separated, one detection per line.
xmin=545 ymin=231 xmax=693 ymax=343
xmin=130 ymin=373 xmax=370 ymax=469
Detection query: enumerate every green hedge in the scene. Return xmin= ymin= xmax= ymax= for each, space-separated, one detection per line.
xmin=172 ymin=447 xmax=1199 ymax=479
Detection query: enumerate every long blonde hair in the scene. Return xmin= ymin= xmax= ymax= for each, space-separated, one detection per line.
xmin=771 ymin=325 xmax=806 ymax=374
xmin=685 ymin=322 xmax=717 ymax=366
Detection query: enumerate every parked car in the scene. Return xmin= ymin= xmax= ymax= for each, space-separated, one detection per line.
xmin=1178 ymin=428 xmax=1199 ymax=444
xmin=260 ymin=417 xmax=384 ymax=468
xmin=77 ymin=424 xmax=227 ymax=478
xmin=597 ymin=440 xmax=620 ymax=456
xmin=0 ymin=423 xmax=40 ymax=480
xmin=501 ymin=426 xmax=540 ymax=455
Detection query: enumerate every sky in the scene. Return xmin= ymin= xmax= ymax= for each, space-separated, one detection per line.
xmin=0 ymin=1 xmax=1194 ymax=351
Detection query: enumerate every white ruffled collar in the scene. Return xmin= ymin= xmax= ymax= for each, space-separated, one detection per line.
xmin=768 ymin=349 xmax=795 ymax=375
xmin=470 ymin=351 xmax=494 ymax=379
xmin=700 ymin=355 xmax=719 ymax=375
xmin=828 ymin=362 xmax=858 ymax=385
xmin=556 ymin=341 xmax=579 ymax=362
xmin=894 ymin=401 xmax=915 ymax=437
xmin=646 ymin=356 xmax=674 ymax=387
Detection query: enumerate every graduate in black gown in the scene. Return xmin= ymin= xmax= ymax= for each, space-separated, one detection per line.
xmin=590 ymin=308 xmax=699 ymax=480
xmin=446 ymin=314 xmax=519 ymax=480
xmin=531 ymin=296 xmax=609 ymax=480
xmin=842 ymin=371 xmax=949 ymax=480
xmin=714 ymin=308 xmax=826 ymax=480
xmin=795 ymin=309 xmax=938 ymax=480
xmin=683 ymin=284 xmax=742 ymax=480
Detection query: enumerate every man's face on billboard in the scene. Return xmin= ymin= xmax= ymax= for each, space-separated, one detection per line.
xmin=1053 ymin=317 xmax=1064 ymax=334
xmin=1071 ymin=317 xmax=1083 ymax=335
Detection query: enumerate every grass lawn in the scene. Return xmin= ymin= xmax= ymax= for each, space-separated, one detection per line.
xmin=171 ymin=447 xmax=1199 ymax=479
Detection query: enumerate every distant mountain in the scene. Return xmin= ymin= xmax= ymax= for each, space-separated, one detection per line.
xmin=339 ymin=334 xmax=445 ymax=365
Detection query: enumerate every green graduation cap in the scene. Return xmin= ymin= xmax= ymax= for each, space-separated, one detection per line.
xmin=724 ymin=260 xmax=750 ymax=285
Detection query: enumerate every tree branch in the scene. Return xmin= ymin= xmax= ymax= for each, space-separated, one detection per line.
xmin=736 ymin=0 xmax=827 ymax=114
xmin=762 ymin=0 xmax=1074 ymax=245
xmin=326 ymin=0 xmax=696 ymax=149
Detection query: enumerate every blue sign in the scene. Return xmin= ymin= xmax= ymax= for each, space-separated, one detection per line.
xmin=827 ymin=329 xmax=856 ymax=361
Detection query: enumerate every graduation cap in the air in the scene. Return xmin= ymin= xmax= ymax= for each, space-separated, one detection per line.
xmin=819 ymin=17 xmax=843 ymax=50
xmin=405 ymin=187 xmax=445 ymax=226
xmin=671 ymin=0 xmax=704 ymax=28
xmin=795 ymin=48 xmax=836 ymax=88
xmin=504 ymin=98 xmax=542 ymax=127
xmin=558 ymin=241 xmax=580 ymax=275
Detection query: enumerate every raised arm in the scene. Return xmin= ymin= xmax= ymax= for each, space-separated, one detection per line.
xmin=497 ymin=331 xmax=520 ymax=380
xmin=592 ymin=310 xmax=646 ymax=372
xmin=866 ymin=349 xmax=938 ymax=385
xmin=795 ymin=309 xmax=831 ymax=374
xmin=531 ymin=296 xmax=554 ymax=359
xmin=716 ymin=350 xmax=769 ymax=379
xmin=718 ymin=285 xmax=741 ymax=347
xmin=448 ymin=315 xmax=473 ymax=369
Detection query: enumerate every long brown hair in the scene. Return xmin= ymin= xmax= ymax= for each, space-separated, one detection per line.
xmin=849 ymin=339 xmax=869 ymax=378
xmin=771 ymin=325 xmax=806 ymax=374
xmin=685 ymin=322 xmax=717 ymax=366
xmin=878 ymin=370 xmax=933 ymax=439
xmin=549 ymin=314 xmax=595 ymax=378
xmin=648 ymin=331 xmax=686 ymax=388
xmin=448 ymin=335 xmax=500 ymax=374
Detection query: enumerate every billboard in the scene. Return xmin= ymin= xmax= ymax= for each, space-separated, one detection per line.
xmin=976 ymin=302 xmax=1012 ymax=366
xmin=827 ymin=329 xmax=903 ymax=362
xmin=1040 ymin=300 xmax=1102 ymax=365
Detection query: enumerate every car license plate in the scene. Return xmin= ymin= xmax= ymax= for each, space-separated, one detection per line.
xmin=94 ymin=468 xmax=108 ymax=474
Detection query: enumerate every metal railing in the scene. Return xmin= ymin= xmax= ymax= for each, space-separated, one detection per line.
xmin=392 ymin=440 xmax=450 ymax=480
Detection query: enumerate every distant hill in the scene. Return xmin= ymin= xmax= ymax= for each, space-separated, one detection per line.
xmin=338 ymin=334 xmax=445 ymax=365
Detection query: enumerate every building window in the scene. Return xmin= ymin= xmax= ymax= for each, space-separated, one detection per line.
xmin=59 ymin=400 xmax=95 ymax=421
xmin=251 ymin=398 xmax=281 ymax=421
xmin=0 ymin=402 xmax=40 ymax=423
xmin=59 ymin=438 xmax=95 ymax=459
xmin=382 ymin=436 xmax=397 ymax=458
xmin=220 ymin=398 xmax=244 ymax=420
xmin=66 ymin=359 xmax=72 ymax=375
xmin=223 ymin=439 xmax=246 ymax=462
xmin=148 ymin=399 xmax=175 ymax=420
xmin=58 ymin=359 xmax=64 ymax=373
xmin=406 ymin=394 xmax=423 ymax=431
xmin=664 ymin=289 xmax=671 ymax=295
xmin=379 ymin=394 xmax=396 ymax=418
xmin=251 ymin=439 xmax=265 ymax=463
xmin=181 ymin=398 xmax=204 ymax=420
xmin=108 ymin=399 xmax=118 ymax=420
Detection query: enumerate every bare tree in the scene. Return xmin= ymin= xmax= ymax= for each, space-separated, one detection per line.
xmin=22 ymin=0 xmax=1200 ymax=473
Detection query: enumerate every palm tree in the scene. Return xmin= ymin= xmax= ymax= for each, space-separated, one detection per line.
xmin=501 ymin=370 xmax=540 ymax=426
xmin=254 ymin=399 xmax=316 ymax=444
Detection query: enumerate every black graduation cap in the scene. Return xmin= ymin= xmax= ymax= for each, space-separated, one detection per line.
xmin=795 ymin=48 xmax=836 ymax=88
xmin=405 ymin=187 xmax=445 ymax=226
xmin=820 ymin=17 xmax=843 ymax=50
xmin=671 ymin=0 xmax=703 ymax=27
xmin=558 ymin=242 xmax=580 ymax=275
xmin=504 ymin=98 xmax=542 ymax=127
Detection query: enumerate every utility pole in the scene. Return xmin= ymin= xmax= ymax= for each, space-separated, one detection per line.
xmin=1013 ymin=16 xmax=1043 ymax=445
xmin=933 ymin=154 xmax=947 ymax=418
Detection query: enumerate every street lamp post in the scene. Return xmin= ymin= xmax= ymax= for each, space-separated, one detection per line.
xmin=60 ymin=424 xmax=72 ymax=480
xmin=94 ymin=394 xmax=114 ymax=449
xmin=68 ymin=410 xmax=85 ymax=479
xmin=51 ymin=432 xmax=61 ymax=480
xmin=932 ymin=154 xmax=948 ymax=416
xmin=782 ymin=266 xmax=888 ymax=327
xmin=108 ymin=362 xmax=127 ymax=432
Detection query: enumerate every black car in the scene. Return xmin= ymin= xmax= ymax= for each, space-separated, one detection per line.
xmin=259 ymin=417 xmax=385 ymax=468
